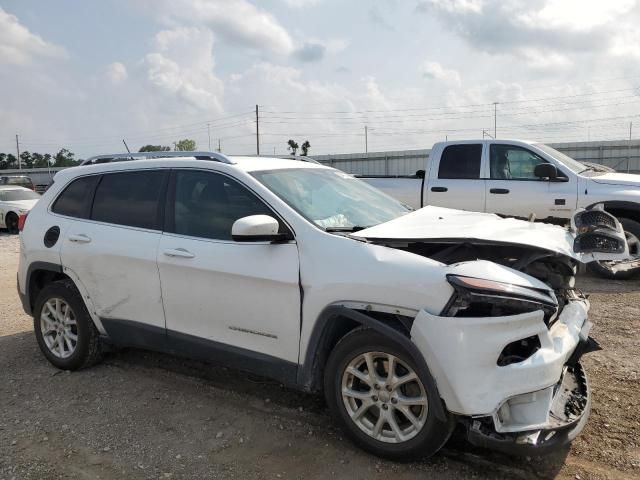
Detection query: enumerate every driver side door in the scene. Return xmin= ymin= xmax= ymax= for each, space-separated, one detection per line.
xmin=484 ymin=143 xmax=577 ymax=220
xmin=157 ymin=169 xmax=301 ymax=377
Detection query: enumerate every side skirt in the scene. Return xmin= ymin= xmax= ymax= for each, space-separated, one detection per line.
xmin=100 ymin=318 xmax=299 ymax=388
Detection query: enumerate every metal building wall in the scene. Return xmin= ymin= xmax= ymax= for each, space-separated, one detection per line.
xmin=312 ymin=140 xmax=640 ymax=175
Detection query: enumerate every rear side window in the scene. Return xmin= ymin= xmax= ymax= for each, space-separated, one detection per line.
xmin=92 ymin=170 xmax=167 ymax=229
xmin=438 ymin=144 xmax=482 ymax=179
xmin=52 ymin=176 xmax=100 ymax=219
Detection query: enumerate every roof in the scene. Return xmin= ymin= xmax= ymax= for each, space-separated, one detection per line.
xmin=53 ymin=154 xmax=330 ymax=184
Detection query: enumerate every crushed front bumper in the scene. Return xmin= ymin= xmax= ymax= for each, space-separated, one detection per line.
xmin=410 ymin=298 xmax=597 ymax=453
xmin=466 ymin=361 xmax=591 ymax=455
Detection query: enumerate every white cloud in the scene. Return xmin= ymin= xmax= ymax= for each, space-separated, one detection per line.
xmin=106 ymin=62 xmax=128 ymax=84
xmin=144 ymin=27 xmax=224 ymax=114
xmin=420 ymin=61 xmax=461 ymax=87
xmin=151 ymin=0 xmax=294 ymax=55
xmin=279 ymin=0 xmax=320 ymax=7
xmin=0 ymin=7 xmax=66 ymax=66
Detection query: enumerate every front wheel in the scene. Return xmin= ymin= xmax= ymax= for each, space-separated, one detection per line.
xmin=5 ymin=212 xmax=18 ymax=234
xmin=588 ymin=217 xmax=640 ymax=280
xmin=324 ymin=328 xmax=453 ymax=460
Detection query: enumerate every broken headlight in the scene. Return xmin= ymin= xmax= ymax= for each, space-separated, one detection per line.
xmin=441 ymin=275 xmax=558 ymax=321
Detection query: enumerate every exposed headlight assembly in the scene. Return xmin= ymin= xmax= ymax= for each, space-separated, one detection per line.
xmin=441 ymin=275 xmax=558 ymax=321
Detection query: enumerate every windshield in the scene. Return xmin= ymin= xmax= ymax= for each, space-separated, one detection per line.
xmin=252 ymin=168 xmax=410 ymax=230
xmin=534 ymin=143 xmax=588 ymax=173
xmin=0 ymin=190 xmax=40 ymax=201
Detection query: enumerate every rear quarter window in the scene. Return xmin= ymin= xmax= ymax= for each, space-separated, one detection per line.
xmin=52 ymin=176 xmax=100 ymax=219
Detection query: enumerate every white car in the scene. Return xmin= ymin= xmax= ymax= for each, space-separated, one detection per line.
xmin=17 ymin=152 xmax=627 ymax=459
xmin=0 ymin=185 xmax=40 ymax=233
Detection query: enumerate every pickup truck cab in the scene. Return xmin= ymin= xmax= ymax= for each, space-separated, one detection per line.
xmin=363 ymin=139 xmax=640 ymax=278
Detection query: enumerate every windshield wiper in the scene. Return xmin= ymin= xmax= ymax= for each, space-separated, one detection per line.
xmin=325 ymin=226 xmax=368 ymax=233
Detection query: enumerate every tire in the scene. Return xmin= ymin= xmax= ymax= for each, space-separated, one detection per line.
xmin=33 ymin=279 xmax=103 ymax=370
xmin=324 ymin=328 xmax=454 ymax=460
xmin=588 ymin=217 xmax=640 ymax=280
xmin=5 ymin=212 xmax=18 ymax=234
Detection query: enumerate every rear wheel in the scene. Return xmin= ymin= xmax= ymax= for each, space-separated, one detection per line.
xmin=588 ymin=217 xmax=640 ymax=279
xmin=33 ymin=279 xmax=103 ymax=370
xmin=324 ymin=328 xmax=453 ymax=460
xmin=5 ymin=212 xmax=18 ymax=234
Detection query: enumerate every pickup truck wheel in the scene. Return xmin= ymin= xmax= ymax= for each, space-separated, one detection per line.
xmin=33 ymin=280 xmax=103 ymax=370
xmin=324 ymin=328 xmax=453 ymax=460
xmin=588 ymin=217 xmax=640 ymax=280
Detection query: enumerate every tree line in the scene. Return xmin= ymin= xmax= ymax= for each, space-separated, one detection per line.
xmin=0 ymin=149 xmax=79 ymax=170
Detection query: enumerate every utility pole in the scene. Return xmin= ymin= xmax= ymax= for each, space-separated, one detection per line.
xmin=493 ymin=102 xmax=498 ymax=139
xmin=173 ymin=141 xmax=177 ymax=151
xmin=207 ymin=123 xmax=211 ymax=151
xmin=255 ymin=104 xmax=260 ymax=155
xmin=16 ymin=134 xmax=21 ymax=169
xmin=365 ymin=125 xmax=368 ymax=153
xmin=218 ymin=138 xmax=221 ymax=152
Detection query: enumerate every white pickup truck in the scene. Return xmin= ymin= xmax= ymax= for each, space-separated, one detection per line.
xmin=363 ymin=139 xmax=640 ymax=279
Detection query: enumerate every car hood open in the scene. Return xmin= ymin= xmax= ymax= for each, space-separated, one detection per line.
xmin=352 ymin=206 xmax=584 ymax=261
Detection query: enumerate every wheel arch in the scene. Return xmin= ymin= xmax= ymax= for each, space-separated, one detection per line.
xmin=298 ymin=305 xmax=447 ymax=421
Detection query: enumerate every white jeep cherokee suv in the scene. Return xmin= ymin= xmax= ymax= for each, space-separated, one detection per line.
xmin=17 ymin=152 xmax=626 ymax=459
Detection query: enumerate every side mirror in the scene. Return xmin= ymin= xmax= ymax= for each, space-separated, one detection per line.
xmin=534 ymin=163 xmax=558 ymax=180
xmin=415 ymin=169 xmax=426 ymax=179
xmin=232 ymin=215 xmax=291 ymax=242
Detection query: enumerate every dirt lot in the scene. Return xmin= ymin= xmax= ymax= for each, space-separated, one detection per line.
xmin=1 ymin=232 xmax=639 ymax=480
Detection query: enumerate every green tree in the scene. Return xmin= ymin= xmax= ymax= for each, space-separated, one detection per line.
xmin=54 ymin=148 xmax=78 ymax=167
xmin=139 ymin=145 xmax=171 ymax=152
xmin=287 ymin=139 xmax=299 ymax=155
xmin=5 ymin=154 xmax=17 ymax=169
xmin=174 ymin=139 xmax=196 ymax=151
xmin=0 ymin=153 xmax=7 ymax=170
xmin=20 ymin=151 xmax=33 ymax=169
xmin=300 ymin=140 xmax=311 ymax=156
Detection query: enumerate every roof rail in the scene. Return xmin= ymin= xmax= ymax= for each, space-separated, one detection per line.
xmin=81 ymin=151 xmax=235 ymax=166
xmin=243 ymin=154 xmax=321 ymax=165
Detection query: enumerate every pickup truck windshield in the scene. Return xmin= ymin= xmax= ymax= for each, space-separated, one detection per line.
xmin=252 ymin=168 xmax=410 ymax=230
xmin=534 ymin=144 xmax=587 ymax=173
xmin=0 ymin=190 xmax=40 ymax=201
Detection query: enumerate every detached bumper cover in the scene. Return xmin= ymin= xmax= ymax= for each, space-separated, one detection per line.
xmin=466 ymin=361 xmax=591 ymax=455
xmin=411 ymin=299 xmax=590 ymax=416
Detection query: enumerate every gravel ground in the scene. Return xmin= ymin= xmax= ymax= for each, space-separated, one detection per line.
xmin=1 ymin=232 xmax=639 ymax=480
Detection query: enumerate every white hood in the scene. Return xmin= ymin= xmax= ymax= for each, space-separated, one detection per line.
xmin=590 ymin=172 xmax=640 ymax=188
xmin=353 ymin=206 xmax=580 ymax=260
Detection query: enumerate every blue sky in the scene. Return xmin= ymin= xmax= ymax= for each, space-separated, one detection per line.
xmin=2 ymin=0 xmax=640 ymax=158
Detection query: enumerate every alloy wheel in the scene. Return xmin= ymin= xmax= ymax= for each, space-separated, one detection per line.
xmin=40 ymin=298 xmax=78 ymax=359
xmin=341 ymin=351 xmax=428 ymax=444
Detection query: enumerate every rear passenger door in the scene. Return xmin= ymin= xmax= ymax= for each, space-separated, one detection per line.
xmin=425 ymin=143 xmax=486 ymax=212
xmin=58 ymin=169 xmax=169 ymax=338
xmin=157 ymin=169 xmax=301 ymax=366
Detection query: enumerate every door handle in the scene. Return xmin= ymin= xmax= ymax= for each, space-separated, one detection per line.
xmin=163 ymin=248 xmax=195 ymax=259
xmin=490 ymin=188 xmax=510 ymax=194
xmin=68 ymin=234 xmax=91 ymax=244
xmin=431 ymin=186 xmax=448 ymax=192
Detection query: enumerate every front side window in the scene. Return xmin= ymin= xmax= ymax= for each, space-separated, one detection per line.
xmin=438 ymin=144 xmax=482 ymax=179
xmin=252 ymin=168 xmax=410 ymax=230
xmin=169 ymin=170 xmax=277 ymax=240
xmin=91 ymin=170 xmax=166 ymax=229
xmin=52 ymin=176 xmax=100 ymax=219
xmin=490 ymin=144 xmax=549 ymax=180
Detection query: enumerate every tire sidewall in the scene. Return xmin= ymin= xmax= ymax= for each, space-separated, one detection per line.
xmin=33 ymin=281 xmax=95 ymax=370
xmin=324 ymin=328 xmax=452 ymax=460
